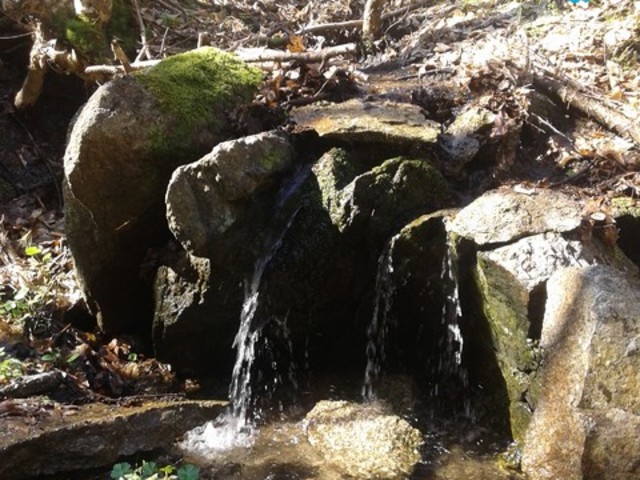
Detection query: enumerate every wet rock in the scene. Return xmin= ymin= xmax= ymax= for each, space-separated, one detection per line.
xmin=291 ymin=98 xmax=440 ymax=148
xmin=64 ymin=48 xmax=261 ymax=334
xmin=522 ymin=266 xmax=640 ymax=480
xmin=154 ymin=146 xmax=454 ymax=375
xmin=166 ymin=130 xmax=295 ymax=260
xmin=0 ymin=399 xmax=226 ymax=479
xmin=304 ymin=400 xmax=423 ymax=479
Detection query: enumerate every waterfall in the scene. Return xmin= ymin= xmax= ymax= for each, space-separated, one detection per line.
xmin=441 ymin=227 xmax=464 ymax=370
xmin=362 ymin=233 xmax=400 ymax=401
xmin=436 ymin=224 xmax=469 ymax=415
xmin=181 ymin=206 xmax=301 ymax=454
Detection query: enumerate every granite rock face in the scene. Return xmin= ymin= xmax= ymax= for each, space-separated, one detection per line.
xmin=522 ymin=266 xmax=640 ymax=480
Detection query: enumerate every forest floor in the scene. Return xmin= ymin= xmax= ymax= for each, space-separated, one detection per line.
xmin=1 ymin=0 xmax=640 ymax=473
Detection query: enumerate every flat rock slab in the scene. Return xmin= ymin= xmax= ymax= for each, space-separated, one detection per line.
xmin=291 ymin=99 xmax=440 ymax=147
xmin=0 ymin=398 xmax=226 ymax=479
xmin=449 ymin=188 xmax=584 ymax=246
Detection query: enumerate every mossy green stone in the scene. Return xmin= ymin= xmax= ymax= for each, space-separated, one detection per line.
xmin=135 ymin=47 xmax=262 ymax=157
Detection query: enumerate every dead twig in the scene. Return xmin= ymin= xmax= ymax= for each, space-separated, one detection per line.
xmin=84 ymin=43 xmax=360 ymax=76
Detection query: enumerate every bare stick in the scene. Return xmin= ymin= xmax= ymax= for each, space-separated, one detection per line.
xmin=84 ymin=43 xmax=359 ymax=76
xmin=533 ymin=72 xmax=640 ymax=147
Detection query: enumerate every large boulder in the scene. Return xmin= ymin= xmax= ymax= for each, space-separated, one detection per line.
xmin=522 ymin=266 xmax=640 ymax=480
xmin=303 ymin=400 xmax=424 ymax=479
xmin=448 ymin=187 xmax=636 ymax=441
xmin=64 ymin=47 xmax=262 ymax=334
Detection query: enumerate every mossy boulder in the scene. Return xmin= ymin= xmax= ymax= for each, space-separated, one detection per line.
xmin=64 ymin=47 xmax=262 ymax=334
xmin=317 ymin=151 xmax=453 ymax=247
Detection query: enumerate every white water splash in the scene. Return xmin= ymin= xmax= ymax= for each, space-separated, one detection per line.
xmin=362 ymin=233 xmax=400 ymax=401
xmin=181 ymin=207 xmax=301 ymax=455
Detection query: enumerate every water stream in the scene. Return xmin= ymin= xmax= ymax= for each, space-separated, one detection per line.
xmin=362 ymin=233 xmax=400 ymax=401
xmin=181 ymin=206 xmax=301 ymax=454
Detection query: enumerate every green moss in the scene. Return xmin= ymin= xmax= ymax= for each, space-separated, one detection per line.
xmin=135 ymin=47 xmax=262 ymax=157
xmin=474 ymin=256 xmax=541 ymax=442
xmin=611 ymin=196 xmax=640 ymax=218
xmin=65 ymin=16 xmax=108 ymax=60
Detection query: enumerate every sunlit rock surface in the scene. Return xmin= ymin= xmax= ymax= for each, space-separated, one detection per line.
xmin=449 ymin=188 xmax=583 ymax=246
xmin=292 ymin=98 xmax=440 ymax=147
xmin=0 ymin=400 xmax=226 ymax=479
xmin=304 ymin=400 xmax=423 ymax=479
xmin=448 ymin=187 xmax=637 ymax=441
xmin=522 ymin=266 xmax=640 ymax=480
xmin=166 ymin=130 xmax=294 ymax=259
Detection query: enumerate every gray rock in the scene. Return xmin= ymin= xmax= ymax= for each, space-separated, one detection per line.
xmin=304 ymin=400 xmax=424 ymax=479
xmin=449 ymin=188 xmax=583 ymax=246
xmin=439 ymin=106 xmax=494 ymax=175
xmin=454 ymin=188 xmax=636 ymax=441
xmin=291 ymin=98 xmax=440 ymax=147
xmin=522 ymin=266 xmax=640 ymax=480
xmin=166 ymin=130 xmax=294 ymax=259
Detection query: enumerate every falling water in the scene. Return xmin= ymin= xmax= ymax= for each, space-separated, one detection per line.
xmin=436 ymin=224 xmax=470 ymax=416
xmin=362 ymin=233 xmax=400 ymax=401
xmin=441 ymin=228 xmax=464 ymax=369
xmin=181 ymin=207 xmax=301 ymax=454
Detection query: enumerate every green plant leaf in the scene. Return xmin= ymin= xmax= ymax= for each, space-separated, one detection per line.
xmin=177 ymin=464 xmax=200 ymax=480
xmin=159 ymin=464 xmax=175 ymax=476
xmin=25 ymin=245 xmax=41 ymax=256
xmin=111 ymin=462 xmax=133 ymax=479
xmin=140 ymin=460 xmax=157 ymax=477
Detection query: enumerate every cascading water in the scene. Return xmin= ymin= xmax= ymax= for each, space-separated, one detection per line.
xmin=362 ymin=233 xmax=400 ymax=401
xmin=436 ymin=223 xmax=469 ymax=415
xmin=181 ymin=206 xmax=301 ymax=454
xmin=441 ymin=227 xmax=464 ymax=370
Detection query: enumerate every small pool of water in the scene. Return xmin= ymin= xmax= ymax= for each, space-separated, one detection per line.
xmin=178 ymin=399 xmax=524 ymax=480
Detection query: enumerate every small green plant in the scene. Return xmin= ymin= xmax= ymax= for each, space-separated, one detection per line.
xmin=0 ymin=347 xmax=24 ymax=384
xmin=110 ymin=460 xmax=200 ymax=480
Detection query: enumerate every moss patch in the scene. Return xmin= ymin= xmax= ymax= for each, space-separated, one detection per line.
xmin=64 ymin=16 xmax=108 ymax=60
xmin=53 ymin=0 xmax=133 ymax=62
xmin=135 ymin=47 xmax=262 ymax=156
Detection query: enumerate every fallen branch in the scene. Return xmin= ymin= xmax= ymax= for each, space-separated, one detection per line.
xmin=533 ymin=72 xmax=640 ymax=147
xmin=235 ymin=42 xmax=359 ymax=63
xmin=84 ymin=43 xmax=360 ymax=76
